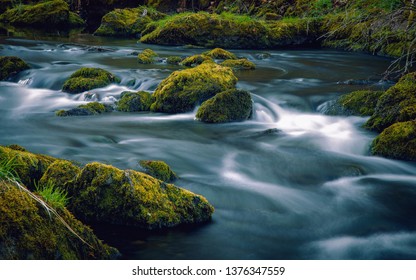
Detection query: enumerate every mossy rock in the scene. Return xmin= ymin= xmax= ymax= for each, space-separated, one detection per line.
xmin=166 ymin=56 xmax=183 ymax=65
xmin=62 ymin=68 xmax=120 ymax=94
xmin=69 ymin=162 xmax=214 ymax=229
xmin=0 ymin=56 xmax=30 ymax=81
xmin=94 ymin=6 xmax=166 ymax=37
xmin=0 ymin=181 xmax=118 ymax=259
xmin=139 ymin=160 xmax=178 ymax=182
xmin=0 ymin=0 xmax=84 ymax=28
xmin=326 ymin=90 xmax=384 ymax=116
xmin=137 ymin=48 xmax=158 ymax=64
xmin=365 ymin=72 xmax=416 ymax=132
xmin=180 ymin=54 xmax=213 ymax=67
xmin=116 ymin=91 xmax=152 ymax=112
xmin=371 ymin=121 xmax=416 ymax=161
xmin=220 ymin=58 xmax=256 ymax=70
xmin=140 ymin=12 xmax=270 ymax=49
xmin=196 ymin=89 xmax=253 ymax=123
xmin=202 ymin=48 xmax=237 ymax=60
xmin=0 ymin=146 xmax=56 ymax=190
xmin=150 ymin=62 xmax=237 ymax=113
xmin=39 ymin=160 xmax=81 ymax=192
xmin=56 ymin=102 xmax=113 ymax=117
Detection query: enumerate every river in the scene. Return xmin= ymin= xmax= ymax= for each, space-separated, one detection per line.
xmin=1 ymin=34 xmax=416 ymax=260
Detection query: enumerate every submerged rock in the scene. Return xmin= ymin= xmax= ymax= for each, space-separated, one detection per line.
xmin=0 ymin=0 xmax=84 ymax=28
xmin=62 ymin=67 xmax=120 ymax=94
xmin=365 ymin=72 xmax=416 ymax=132
xmin=94 ymin=6 xmax=166 ymax=37
xmin=220 ymin=58 xmax=256 ymax=70
xmin=371 ymin=120 xmax=416 ymax=161
xmin=0 ymin=181 xmax=118 ymax=259
xmin=139 ymin=160 xmax=178 ymax=182
xmin=196 ymin=89 xmax=253 ymax=123
xmin=325 ymin=90 xmax=384 ymax=116
xmin=70 ymin=162 xmax=214 ymax=229
xmin=56 ymin=102 xmax=113 ymax=116
xmin=116 ymin=91 xmax=152 ymax=112
xmin=151 ymin=62 xmax=237 ymax=113
xmin=0 ymin=56 xmax=30 ymax=81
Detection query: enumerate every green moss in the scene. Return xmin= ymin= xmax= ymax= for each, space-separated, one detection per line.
xmin=69 ymin=162 xmax=214 ymax=229
xmin=6 ymin=144 xmax=27 ymax=152
xmin=202 ymin=48 xmax=237 ymax=60
xmin=0 ymin=146 xmax=56 ymax=190
xmin=56 ymin=102 xmax=113 ymax=117
xmin=196 ymin=89 xmax=253 ymax=123
xmin=220 ymin=58 xmax=256 ymax=70
xmin=0 ymin=181 xmax=118 ymax=259
xmin=39 ymin=160 xmax=81 ymax=192
xmin=140 ymin=11 xmax=270 ymax=49
xmin=166 ymin=56 xmax=183 ymax=65
xmin=62 ymin=68 xmax=120 ymax=94
xmin=0 ymin=56 xmax=30 ymax=81
xmin=365 ymin=72 xmax=416 ymax=132
xmin=150 ymin=62 xmax=237 ymax=113
xmin=116 ymin=91 xmax=152 ymax=112
xmin=180 ymin=54 xmax=213 ymax=67
xmin=371 ymin=120 xmax=416 ymax=161
xmin=0 ymin=0 xmax=84 ymax=28
xmin=139 ymin=160 xmax=178 ymax=182
xmin=137 ymin=48 xmax=158 ymax=64
xmin=94 ymin=6 xmax=166 ymax=37
xmin=326 ymin=90 xmax=384 ymax=116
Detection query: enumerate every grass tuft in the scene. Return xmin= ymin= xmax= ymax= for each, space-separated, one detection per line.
xmin=35 ymin=180 xmax=69 ymax=210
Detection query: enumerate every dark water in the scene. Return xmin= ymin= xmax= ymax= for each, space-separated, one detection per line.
xmin=1 ymin=35 xmax=416 ymax=260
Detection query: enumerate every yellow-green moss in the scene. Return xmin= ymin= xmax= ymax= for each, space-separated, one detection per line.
xmin=166 ymin=56 xmax=183 ymax=65
xmin=371 ymin=120 xmax=416 ymax=161
xmin=94 ymin=6 xmax=166 ymax=37
xmin=70 ymin=162 xmax=214 ymax=229
xmin=196 ymin=89 xmax=253 ymax=123
xmin=55 ymin=102 xmax=113 ymax=117
xmin=137 ymin=48 xmax=158 ymax=64
xmin=0 ymin=146 xmax=56 ymax=190
xmin=39 ymin=160 xmax=81 ymax=192
xmin=139 ymin=160 xmax=178 ymax=182
xmin=365 ymin=72 xmax=416 ymax=132
xmin=151 ymin=62 xmax=237 ymax=113
xmin=0 ymin=0 xmax=84 ymax=28
xmin=326 ymin=90 xmax=385 ymax=116
xmin=202 ymin=48 xmax=237 ymax=60
xmin=0 ymin=56 xmax=30 ymax=81
xmin=220 ymin=58 xmax=256 ymax=70
xmin=62 ymin=68 xmax=120 ymax=94
xmin=180 ymin=54 xmax=213 ymax=67
xmin=0 ymin=181 xmax=118 ymax=259
xmin=116 ymin=91 xmax=152 ymax=112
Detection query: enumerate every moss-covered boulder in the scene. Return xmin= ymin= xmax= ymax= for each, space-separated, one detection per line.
xmin=69 ymin=162 xmax=214 ymax=229
xmin=56 ymin=102 xmax=113 ymax=116
xmin=220 ymin=58 xmax=256 ymax=70
xmin=39 ymin=160 xmax=81 ymax=192
xmin=0 ymin=0 xmax=84 ymax=28
xmin=116 ymin=91 xmax=152 ymax=112
xmin=150 ymin=62 xmax=237 ymax=113
xmin=141 ymin=12 xmax=270 ymax=49
xmin=180 ymin=54 xmax=213 ymax=67
xmin=202 ymin=48 xmax=237 ymax=60
xmin=371 ymin=121 xmax=416 ymax=161
xmin=166 ymin=56 xmax=183 ymax=65
xmin=0 ymin=146 xmax=56 ymax=190
xmin=196 ymin=89 xmax=253 ymax=123
xmin=325 ymin=90 xmax=384 ymax=116
xmin=0 ymin=181 xmax=118 ymax=259
xmin=62 ymin=68 xmax=120 ymax=94
xmin=365 ymin=72 xmax=416 ymax=132
xmin=137 ymin=48 xmax=158 ymax=64
xmin=94 ymin=6 xmax=166 ymax=37
xmin=0 ymin=56 xmax=30 ymax=81
xmin=139 ymin=160 xmax=178 ymax=182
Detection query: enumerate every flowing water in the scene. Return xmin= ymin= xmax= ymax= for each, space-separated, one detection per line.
xmin=1 ymin=34 xmax=416 ymax=260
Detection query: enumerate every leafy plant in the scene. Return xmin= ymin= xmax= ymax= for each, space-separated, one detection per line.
xmin=35 ymin=180 xmax=69 ymax=209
